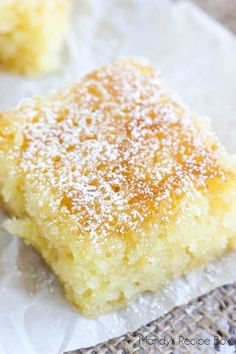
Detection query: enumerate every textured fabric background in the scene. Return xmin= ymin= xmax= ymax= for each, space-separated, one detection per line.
xmin=66 ymin=283 xmax=236 ymax=353
xmin=192 ymin=0 xmax=236 ymax=34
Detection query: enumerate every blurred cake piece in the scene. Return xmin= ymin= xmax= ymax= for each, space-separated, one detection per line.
xmin=0 ymin=60 xmax=236 ymax=317
xmin=0 ymin=0 xmax=71 ymax=75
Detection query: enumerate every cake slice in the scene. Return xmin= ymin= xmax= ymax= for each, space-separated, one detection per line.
xmin=0 ymin=60 xmax=236 ymax=317
xmin=0 ymin=0 xmax=71 ymax=76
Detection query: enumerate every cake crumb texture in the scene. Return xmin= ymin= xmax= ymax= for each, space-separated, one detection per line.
xmin=0 ymin=60 xmax=236 ymax=317
xmin=0 ymin=0 xmax=70 ymax=75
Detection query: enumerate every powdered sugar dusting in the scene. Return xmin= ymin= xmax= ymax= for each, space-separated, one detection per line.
xmin=6 ymin=59 xmax=226 ymax=238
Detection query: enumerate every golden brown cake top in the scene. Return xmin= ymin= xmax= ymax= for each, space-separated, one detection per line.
xmin=0 ymin=60 xmax=230 ymax=237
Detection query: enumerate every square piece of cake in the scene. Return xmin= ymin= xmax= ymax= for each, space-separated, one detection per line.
xmin=0 ymin=0 xmax=71 ymax=76
xmin=0 ymin=60 xmax=236 ymax=317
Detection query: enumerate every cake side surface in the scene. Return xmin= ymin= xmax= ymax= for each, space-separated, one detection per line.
xmin=0 ymin=60 xmax=236 ymax=317
xmin=0 ymin=0 xmax=71 ymax=75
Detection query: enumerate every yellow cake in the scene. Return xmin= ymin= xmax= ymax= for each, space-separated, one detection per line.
xmin=0 ymin=60 xmax=236 ymax=317
xmin=0 ymin=0 xmax=71 ymax=76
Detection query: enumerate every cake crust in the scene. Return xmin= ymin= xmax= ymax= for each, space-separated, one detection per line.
xmin=0 ymin=60 xmax=230 ymax=232
xmin=0 ymin=60 xmax=236 ymax=317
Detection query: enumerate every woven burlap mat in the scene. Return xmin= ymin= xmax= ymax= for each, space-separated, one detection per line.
xmin=65 ymin=282 xmax=236 ymax=353
xmin=192 ymin=0 xmax=236 ymax=34
xmin=65 ymin=2 xmax=236 ymax=353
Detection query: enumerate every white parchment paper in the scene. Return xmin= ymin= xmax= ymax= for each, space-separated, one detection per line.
xmin=0 ymin=1 xmax=236 ymax=353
